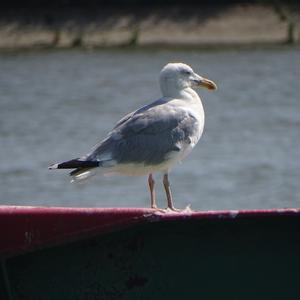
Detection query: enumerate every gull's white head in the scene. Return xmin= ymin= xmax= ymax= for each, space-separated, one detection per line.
xmin=159 ymin=62 xmax=217 ymax=97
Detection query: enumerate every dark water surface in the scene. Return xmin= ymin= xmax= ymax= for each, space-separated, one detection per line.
xmin=0 ymin=48 xmax=299 ymax=210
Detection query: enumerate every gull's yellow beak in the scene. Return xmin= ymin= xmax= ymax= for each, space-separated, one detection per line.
xmin=199 ymin=77 xmax=217 ymax=90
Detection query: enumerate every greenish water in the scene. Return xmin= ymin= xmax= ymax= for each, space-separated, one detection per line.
xmin=0 ymin=48 xmax=299 ymax=210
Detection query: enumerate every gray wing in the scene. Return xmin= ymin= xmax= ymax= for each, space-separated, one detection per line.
xmin=88 ymin=102 xmax=199 ymax=166
xmin=112 ymin=98 xmax=166 ymax=129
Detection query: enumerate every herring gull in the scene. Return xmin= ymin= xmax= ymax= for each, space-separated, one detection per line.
xmin=49 ymin=62 xmax=217 ymax=211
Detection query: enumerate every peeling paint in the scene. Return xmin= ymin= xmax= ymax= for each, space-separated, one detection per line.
xmin=24 ymin=231 xmax=34 ymax=245
xmin=229 ymin=210 xmax=239 ymax=218
xmin=143 ymin=212 xmax=162 ymax=222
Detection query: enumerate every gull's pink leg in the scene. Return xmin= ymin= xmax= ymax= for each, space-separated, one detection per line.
xmin=163 ymin=173 xmax=180 ymax=211
xmin=148 ymin=173 xmax=157 ymax=209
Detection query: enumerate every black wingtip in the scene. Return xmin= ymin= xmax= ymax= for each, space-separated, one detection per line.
xmin=49 ymin=159 xmax=99 ymax=170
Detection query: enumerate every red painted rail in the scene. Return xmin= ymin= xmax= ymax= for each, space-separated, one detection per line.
xmin=1 ymin=205 xmax=300 ymax=257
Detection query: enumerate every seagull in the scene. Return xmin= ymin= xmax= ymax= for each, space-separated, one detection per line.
xmin=49 ymin=62 xmax=217 ymax=211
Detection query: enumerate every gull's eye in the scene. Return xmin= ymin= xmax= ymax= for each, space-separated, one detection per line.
xmin=181 ymin=69 xmax=192 ymax=76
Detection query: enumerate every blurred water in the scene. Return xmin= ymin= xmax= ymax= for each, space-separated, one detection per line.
xmin=0 ymin=48 xmax=299 ymax=210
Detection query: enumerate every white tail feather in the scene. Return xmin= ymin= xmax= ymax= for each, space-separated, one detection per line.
xmin=70 ymin=169 xmax=97 ymax=183
xmin=48 ymin=163 xmax=59 ymax=170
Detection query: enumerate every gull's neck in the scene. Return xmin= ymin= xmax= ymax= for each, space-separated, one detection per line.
xmin=181 ymin=87 xmax=200 ymax=102
xmin=162 ymin=86 xmax=200 ymax=103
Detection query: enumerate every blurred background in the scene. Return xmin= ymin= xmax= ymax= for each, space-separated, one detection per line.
xmin=0 ymin=0 xmax=299 ymax=210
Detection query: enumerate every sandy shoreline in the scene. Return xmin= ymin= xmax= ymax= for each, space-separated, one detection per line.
xmin=0 ymin=4 xmax=299 ymax=50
